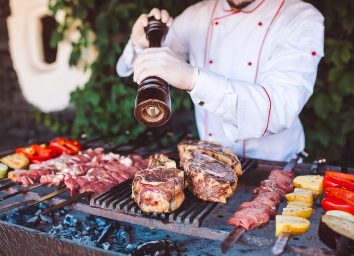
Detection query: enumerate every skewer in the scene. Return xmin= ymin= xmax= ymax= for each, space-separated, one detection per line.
xmin=221 ymin=227 xmax=246 ymax=253
xmin=0 ymin=182 xmax=16 ymax=191
xmin=271 ymin=231 xmax=291 ymax=256
xmin=0 ymin=186 xmax=69 ymax=214
xmin=221 ymin=151 xmax=307 ymax=253
xmin=41 ymin=191 xmax=92 ymax=215
xmin=270 ymin=157 xmax=322 ymax=255
xmin=0 ymin=183 xmax=45 ymax=201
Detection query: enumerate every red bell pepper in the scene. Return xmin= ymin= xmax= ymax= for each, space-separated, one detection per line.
xmin=324 ymin=171 xmax=354 ymax=192
xmin=49 ymin=138 xmax=82 ymax=155
xmin=16 ymin=144 xmax=60 ymax=163
xmin=325 ymin=187 xmax=354 ymax=207
xmin=322 ymin=197 xmax=354 ymax=215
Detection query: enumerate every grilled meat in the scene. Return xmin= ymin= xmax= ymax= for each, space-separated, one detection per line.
xmin=178 ymin=140 xmax=242 ymax=176
xmin=227 ymin=169 xmax=294 ymax=230
xmin=132 ymin=155 xmax=184 ymax=213
xmin=65 ymin=154 xmax=148 ymax=196
xmin=147 ymin=154 xmax=177 ymax=169
xmin=183 ymin=149 xmax=237 ymax=203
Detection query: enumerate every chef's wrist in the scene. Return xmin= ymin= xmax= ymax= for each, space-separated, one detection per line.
xmin=187 ymin=66 xmax=199 ymax=92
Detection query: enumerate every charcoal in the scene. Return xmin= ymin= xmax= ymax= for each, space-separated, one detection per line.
xmin=132 ymin=240 xmax=178 ymax=256
xmin=26 ymin=215 xmax=39 ymax=224
xmin=38 ymin=203 xmax=47 ymax=209
xmin=101 ymin=242 xmax=111 ymax=250
xmin=95 ymin=217 xmax=107 ymax=227
xmin=39 ymin=214 xmax=53 ymax=224
xmin=97 ymin=224 xmax=114 ymax=244
xmin=116 ymin=227 xmax=130 ymax=248
xmin=63 ymin=214 xmax=78 ymax=227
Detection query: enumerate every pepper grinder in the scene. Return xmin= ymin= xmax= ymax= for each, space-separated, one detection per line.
xmin=134 ymin=17 xmax=171 ymax=127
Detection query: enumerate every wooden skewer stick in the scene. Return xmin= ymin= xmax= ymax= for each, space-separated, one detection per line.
xmin=0 ymin=182 xmax=16 ymax=191
xmin=41 ymin=191 xmax=92 ymax=215
xmin=221 ymin=227 xmax=246 ymax=253
xmin=0 ymin=183 xmax=45 ymax=201
xmin=271 ymin=231 xmax=291 ymax=256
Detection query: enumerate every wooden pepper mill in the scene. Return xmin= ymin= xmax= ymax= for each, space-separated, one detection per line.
xmin=134 ymin=17 xmax=171 ymax=127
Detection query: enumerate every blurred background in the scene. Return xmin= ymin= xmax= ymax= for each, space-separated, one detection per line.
xmin=0 ymin=0 xmax=353 ymax=166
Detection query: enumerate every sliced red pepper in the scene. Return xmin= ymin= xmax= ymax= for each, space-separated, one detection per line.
xmin=325 ymin=187 xmax=354 ymax=207
xmin=323 ymin=176 xmax=340 ymax=188
xmin=49 ymin=138 xmax=82 ymax=155
xmin=324 ymin=171 xmax=354 ymax=192
xmin=322 ymin=197 xmax=354 ymax=215
xmin=326 ymin=171 xmax=354 ymax=182
xmin=16 ymin=144 xmax=59 ymax=163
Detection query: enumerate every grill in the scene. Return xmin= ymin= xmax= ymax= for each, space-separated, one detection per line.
xmin=0 ymin=129 xmax=348 ymax=256
xmin=91 ymin=158 xmax=256 ymax=227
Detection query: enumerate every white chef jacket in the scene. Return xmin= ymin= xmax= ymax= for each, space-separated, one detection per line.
xmin=117 ymin=0 xmax=324 ymax=161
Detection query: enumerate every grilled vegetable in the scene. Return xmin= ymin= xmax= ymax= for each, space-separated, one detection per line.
xmin=282 ymin=207 xmax=313 ymax=218
xmin=285 ymin=190 xmax=313 ymax=204
xmin=319 ymin=214 xmax=354 ymax=255
xmin=0 ymin=163 xmax=8 ymax=179
xmin=322 ymin=197 xmax=354 ymax=215
xmin=324 ymin=172 xmax=354 ymax=192
xmin=326 ymin=210 xmax=354 ymax=223
xmin=275 ymin=215 xmax=310 ymax=237
xmin=49 ymin=138 xmax=82 ymax=155
xmin=286 ymin=201 xmax=313 ymax=208
xmin=325 ymin=187 xmax=354 ymax=207
xmin=0 ymin=153 xmax=29 ymax=169
xmin=16 ymin=144 xmax=60 ymax=163
xmin=293 ymin=175 xmax=324 ymax=195
xmin=294 ymin=187 xmax=320 ymax=199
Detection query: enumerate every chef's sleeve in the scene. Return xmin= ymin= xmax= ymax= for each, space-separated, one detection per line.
xmin=189 ymin=11 xmax=324 ymax=141
xmin=116 ymin=6 xmax=191 ymax=77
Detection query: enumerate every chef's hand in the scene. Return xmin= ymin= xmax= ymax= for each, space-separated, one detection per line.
xmin=133 ymin=47 xmax=194 ymax=91
xmin=131 ymin=8 xmax=173 ymax=49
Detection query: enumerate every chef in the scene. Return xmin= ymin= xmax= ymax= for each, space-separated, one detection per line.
xmin=117 ymin=0 xmax=324 ymax=161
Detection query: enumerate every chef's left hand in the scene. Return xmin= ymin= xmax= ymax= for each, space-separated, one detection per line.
xmin=133 ymin=47 xmax=194 ymax=91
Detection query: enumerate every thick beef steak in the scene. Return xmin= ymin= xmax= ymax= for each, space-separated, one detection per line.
xmin=183 ymin=149 xmax=238 ymax=203
xmin=132 ymin=155 xmax=185 ymax=213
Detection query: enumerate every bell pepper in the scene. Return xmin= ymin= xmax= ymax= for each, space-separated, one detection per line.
xmin=16 ymin=144 xmax=60 ymax=163
xmin=325 ymin=187 xmax=354 ymax=207
xmin=324 ymin=171 xmax=354 ymax=192
xmin=322 ymin=197 xmax=354 ymax=215
xmin=49 ymin=138 xmax=82 ymax=155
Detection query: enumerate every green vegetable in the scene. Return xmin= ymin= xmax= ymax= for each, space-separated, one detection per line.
xmin=0 ymin=163 xmax=8 ymax=179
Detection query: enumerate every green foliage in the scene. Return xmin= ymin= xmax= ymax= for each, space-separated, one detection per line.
xmin=48 ymin=0 xmax=354 ymax=165
xmin=302 ymin=0 xmax=354 ymax=165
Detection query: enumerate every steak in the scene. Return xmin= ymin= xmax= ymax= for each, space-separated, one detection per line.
xmin=147 ymin=154 xmax=177 ymax=169
xmin=178 ymin=140 xmax=242 ymax=176
xmin=132 ymin=155 xmax=185 ymax=213
xmin=182 ymin=149 xmax=237 ymax=203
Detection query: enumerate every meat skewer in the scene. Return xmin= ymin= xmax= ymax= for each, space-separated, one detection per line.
xmin=221 ymin=151 xmax=307 ymax=253
xmin=41 ymin=154 xmax=148 ymax=215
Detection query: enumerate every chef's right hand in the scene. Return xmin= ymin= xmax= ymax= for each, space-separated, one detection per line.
xmin=131 ymin=8 xmax=173 ymax=49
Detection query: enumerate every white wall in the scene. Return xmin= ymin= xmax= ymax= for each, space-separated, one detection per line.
xmin=7 ymin=0 xmax=95 ymax=112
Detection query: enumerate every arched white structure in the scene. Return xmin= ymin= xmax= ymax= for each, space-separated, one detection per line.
xmin=7 ymin=0 xmax=94 ymax=112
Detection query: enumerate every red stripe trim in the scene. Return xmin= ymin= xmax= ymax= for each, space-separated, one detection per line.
xmin=260 ymin=85 xmax=272 ymax=135
xmin=253 ymin=0 xmax=285 ymax=136
xmin=254 ymin=0 xmax=285 ymax=82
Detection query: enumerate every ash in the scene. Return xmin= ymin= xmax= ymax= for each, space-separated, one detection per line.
xmin=0 ymin=202 xmax=68 ymax=227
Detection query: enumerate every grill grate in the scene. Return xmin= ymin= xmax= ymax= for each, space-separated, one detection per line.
xmin=90 ymin=158 xmax=256 ymax=227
